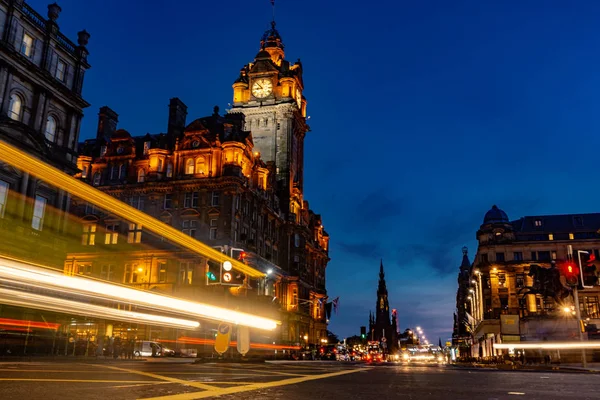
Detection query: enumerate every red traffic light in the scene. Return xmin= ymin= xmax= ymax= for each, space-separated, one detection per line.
xmin=564 ymin=263 xmax=579 ymax=276
xmin=238 ymin=251 xmax=247 ymax=261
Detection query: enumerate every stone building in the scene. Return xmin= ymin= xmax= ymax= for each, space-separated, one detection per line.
xmin=0 ymin=0 xmax=90 ymax=268
xmin=452 ymin=247 xmax=473 ymax=356
xmin=368 ymin=261 xmax=399 ymax=353
xmin=69 ymin=20 xmax=329 ymax=347
xmin=461 ymin=205 xmax=600 ymax=359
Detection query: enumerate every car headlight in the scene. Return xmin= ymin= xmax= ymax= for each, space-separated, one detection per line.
xmin=403 ymin=353 xmax=409 ymax=360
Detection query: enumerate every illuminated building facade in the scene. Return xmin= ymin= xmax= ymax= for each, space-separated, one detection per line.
xmin=0 ymin=0 xmax=90 ymax=268
xmin=460 ymin=205 xmax=600 ymax=359
xmin=70 ymin=21 xmax=329 ymax=347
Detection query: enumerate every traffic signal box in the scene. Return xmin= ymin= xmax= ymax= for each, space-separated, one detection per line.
xmin=562 ymin=262 xmax=580 ymax=287
xmin=205 ymin=247 xmax=246 ymax=286
xmin=579 ymin=252 xmax=599 ymax=288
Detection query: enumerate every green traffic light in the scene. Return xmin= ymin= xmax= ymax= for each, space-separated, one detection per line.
xmin=206 ymin=272 xmax=217 ymax=281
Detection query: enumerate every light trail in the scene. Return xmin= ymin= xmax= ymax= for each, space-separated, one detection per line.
xmin=494 ymin=342 xmax=600 ymax=350
xmin=0 ymin=139 xmax=265 ymax=279
xmin=0 ymin=257 xmax=278 ymax=330
xmin=0 ymin=287 xmax=200 ymax=329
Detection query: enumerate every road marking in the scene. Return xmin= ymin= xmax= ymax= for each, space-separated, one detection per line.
xmin=211 ymin=366 xmax=306 ymax=377
xmin=540 ymin=376 xmax=550 ymax=379
xmin=93 ymin=364 xmax=218 ymax=391
xmin=508 ymin=392 xmax=526 ymax=395
xmin=141 ymin=367 xmax=368 ymax=400
xmin=112 ymin=382 xmax=173 ymax=388
xmin=0 ymin=378 xmax=155 ymax=383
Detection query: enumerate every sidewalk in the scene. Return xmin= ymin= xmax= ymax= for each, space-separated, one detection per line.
xmin=450 ymin=361 xmax=600 ymax=373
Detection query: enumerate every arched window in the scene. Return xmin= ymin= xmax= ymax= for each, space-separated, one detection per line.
xmin=93 ymin=172 xmax=101 ymax=186
xmin=195 ymin=157 xmax=205 ymax=175
xmin=110 ymin=165 xmax=119 ymax=180
xmin=137 ymin=169 xmax=145 ymax=183
xmin=166 ymin=163 xmax=173 ymax=178
xmin=44 ymin=115 xmax=57 ymax=142
xmin=185 ymin=159 xmax=194 ymax=175
xmin=119 ymin=164 xmax=127 ymax=179
xmin=8 ymin=93 xmax=23 ymax=121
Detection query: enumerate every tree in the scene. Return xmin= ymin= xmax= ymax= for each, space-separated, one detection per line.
xmin=327 ymin=330 xmax=340 ymax=344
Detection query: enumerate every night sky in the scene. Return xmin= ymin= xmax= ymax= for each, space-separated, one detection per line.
xmin=32 ymin=0 xmax=600 ymax=341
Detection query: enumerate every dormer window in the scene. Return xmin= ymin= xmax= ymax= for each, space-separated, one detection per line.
xmin=534 ymin=219 xmax=542 ymax=227
xmin=574 ymin=216 xmax=583 ymax=226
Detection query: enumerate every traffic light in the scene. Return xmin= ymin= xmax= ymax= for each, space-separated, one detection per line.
xmin=230 ymin=248 xmax=247 ymax=263
xmin=360 ymin=326 xmax=366 ymax=339
xmin=579 ymin=251 xmax=599 ymax=288
xmin=562 ymin=262 xmax=580 ymax=287
xmin=206 ymin=260 xmax=220 ymax=285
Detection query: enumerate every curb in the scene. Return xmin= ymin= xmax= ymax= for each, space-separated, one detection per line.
xmin=448 ymin=364 xmax=600 ymax=374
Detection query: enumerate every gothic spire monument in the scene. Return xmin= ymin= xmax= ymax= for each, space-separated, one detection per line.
xmin=368 ymin=260 xmax=398 ymax=352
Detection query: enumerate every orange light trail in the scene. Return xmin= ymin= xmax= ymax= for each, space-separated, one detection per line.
xmin=0 ymin=140 xmax=264 ymax=279
xmin=0 ymin=317 xmax=59 ymax=330
xmin=158 ymin=337 xmax=301 ymax=351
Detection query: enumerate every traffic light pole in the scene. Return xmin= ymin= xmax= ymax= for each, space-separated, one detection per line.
xmin=572 ymin=286 xmax=587 ymax=368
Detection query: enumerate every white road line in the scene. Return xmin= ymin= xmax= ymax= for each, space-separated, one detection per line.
xmin=508 ymin=392 xmax=526 ymax=395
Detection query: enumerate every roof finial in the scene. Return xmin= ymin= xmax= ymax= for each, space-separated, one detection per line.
xmin=462 ymin=246 xmax=468 ymax=256
xmin=270 ymin=0 xmax=275 ymax=24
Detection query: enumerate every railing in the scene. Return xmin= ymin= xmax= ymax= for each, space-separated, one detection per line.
xmin=21 ymin=2 xmax=46 ymax=31
xmin=56 ymin=32 xmax=76 ymax=54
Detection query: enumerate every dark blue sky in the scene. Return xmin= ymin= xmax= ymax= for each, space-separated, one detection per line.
xmin=34 ymin=0 xmax=600 ymax=340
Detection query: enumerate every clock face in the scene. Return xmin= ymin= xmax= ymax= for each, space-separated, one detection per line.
xmin=252 ymin=78 xmax=273 ymax=99
xmin=295 ymin=89 xmax=302 ymax=108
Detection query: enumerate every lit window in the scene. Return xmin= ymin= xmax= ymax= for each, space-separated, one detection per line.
xmin=81 ymin=224 xmax=96 ymax=246
xmin=179 ymin=262 xmax=193 ymax=285
xmin=8 ymin=94 xmax=22 ymax=121
xmin=31 ymin=195 xmax=47 ymax=231
xmin=127 ymin=223 xmax=142 ymax=243
xmin=104 ymin=224 xmax=118 ymax=245
xmin=534 ymin=219 xmax=542 ymax=227
xmin=569 ymin=233 xmax=574 ymax=240
xmin=92 ymin=172 xmax=101 ymax=186
xmin=44 ymin=115 xmax=57 ymax=142
xmin=81 ymin=165 xmax=88 ymax=179
xmin=548 ymin=234 xmax=554 ymax=241
xmin=56 ymin=60 xmax=66 ymax=81
xmin=185 ymin=159 xmax=194 ymax=174
xmin=21 ymin=33 xmax=33 ymax=57
xmin=157 ymin=159 xmax=163 ymax=172
xmin=137 ymin=169 xmax=145 ymax=183
xmin=0 ymin=180 xmax=8 ymax=218
xmin=76 ymin=263 xmax=92 ymax=276
xmin=196 ymin=157 xmax=205 ymax=175
xmin=166 ymin=163 xmax=173 ymax=178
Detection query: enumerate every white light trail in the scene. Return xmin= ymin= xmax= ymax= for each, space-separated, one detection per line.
xmin=0 ymin=257 xmax=278 ymax=330
xmin=0 ymin=287 xmax=199 ymax=329
xmin=494 ymin=342 xmax=600 ymax=350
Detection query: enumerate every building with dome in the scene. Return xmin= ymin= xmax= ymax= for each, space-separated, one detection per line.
xmin=66 ymin=19 xmax=329 ymax=349
xmin=456 ymin=205 xmax=600 ymax=360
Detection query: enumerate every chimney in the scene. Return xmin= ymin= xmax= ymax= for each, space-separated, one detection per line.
xmin=168 ymin=98 xmax=188 ymax=137
xmin=96 ymin=106 xmax=118 ymax=140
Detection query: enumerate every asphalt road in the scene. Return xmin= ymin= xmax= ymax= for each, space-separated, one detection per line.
xmin=0 ymin=360 xmax=597 ymax=400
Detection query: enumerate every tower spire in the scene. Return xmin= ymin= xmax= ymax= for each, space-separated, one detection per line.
xmin=271 ymin=0 xmax=275 ymax=24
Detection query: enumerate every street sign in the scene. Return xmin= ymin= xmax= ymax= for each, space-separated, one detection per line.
xmin=214 ymin=323 xmax=231 ymax=354
xmin=237 ymin=326 xmax=250 ymax=356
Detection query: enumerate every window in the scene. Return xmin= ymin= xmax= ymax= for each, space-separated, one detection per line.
xmin=496 ymin=253 xmax=505 ymax=262
xmin=166 ymin=163 xmax=173 ymax=178
xmin=31 ymin=195 xmax=47 ymax=231
xmin=209 ymin=225 xmax=217 ymax=240
xmin=0 ymin=180 xmax=8 ymax=218
xmin=531 ymin=251 xmax=538 ymax=261
xmin=84 ymin=202 xmax=96 ymax=215
xmin=44 ymin=115 xmax=57 ymax=142
xmin=143 ymin=141 xmax=151 ymax=155
xmin=76 ymin=263 xmax=92 ymax=276
xmin=158 ymin=262 xmax=167 ymax=283
xmin=129 ymin=196 xmax=144 ymax=210
xmin=124 ymin=264 xmax=133 ymax=283
xmin=569 ymin=233 xmax=574 ymax=240
xmin=81 ymin=165 xmax=88 ymax=179
xmin=584 ymin=296 xmax=599 ymax=319
xmin=119 ymin=164 xmax=127 ymax=179
xmin=101 ymin=264 xmax=115 ymax=281
xmin=179 ymin=262 xmax=193 ymax=285
xmin=481 ymin=253 xmax=488 ymax=263
xmin=81 ymin=224 xmax=96 ymax=245
xmin=184 ymin=192 xmax=199 ymax=208
xmin=195 ymin=157 xmax=205 ymax=175
xmin=56 ymin=60 xmax=66 ymax=81
xmin=498 ymin=273 xmax=506 ymax=288
xmin=552 ymin=251 xmax=557 ymax=260
xmin=92 ymin=172 xmax=101 ymax=186
xmin=8 ymin=93 xmax=22 ymax=121
xmin=516 ymin=273 xmax=525 ymax=289
xmin=164 ymin=193 xmax=172 ymax=209
xmin=21 ymin=33 xmax=33 ymax=57
xmin=538 ymin=251 xmax=551 ymax=261
xmin=513 ymin=252 xmax=523 ymax=261
xmin=110 ymin=165 xmax=119 ymax=180
xmin=534 ymin=219 xmax=542 ymax=227
xmin=294 ymin=233 xmax=300 ymax=248
xmin=127 ymin=223 xmax=142 ymax=243
xmin=211 ymin=191 xmax=219 ymax=206
xmin=137 ymin=169 xmax=145 ymax=183
xmin=548 ymin=234 xmax=554 ymax=241
xmin=182 ymin=220 xmax=197 ymax=237
xmin=185 ymin=159 xmax=194 ymax=174
xmin=157 ymin=159 xmax=163 ymax=172
xmin=575 ymin=216 xmax=584 ymax=226
xmin=104 ymin=224 xmax=118 ymax=245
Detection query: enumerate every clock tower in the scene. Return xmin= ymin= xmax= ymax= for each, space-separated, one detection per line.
xmin=230 ymin=21 xmax=307 ymax=216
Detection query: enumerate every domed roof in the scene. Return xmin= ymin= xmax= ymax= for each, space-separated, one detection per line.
xmin=260 ymin=21 xmax=284 ymax=50
xmin=483 ymin=205 xmax=509 ymax=224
